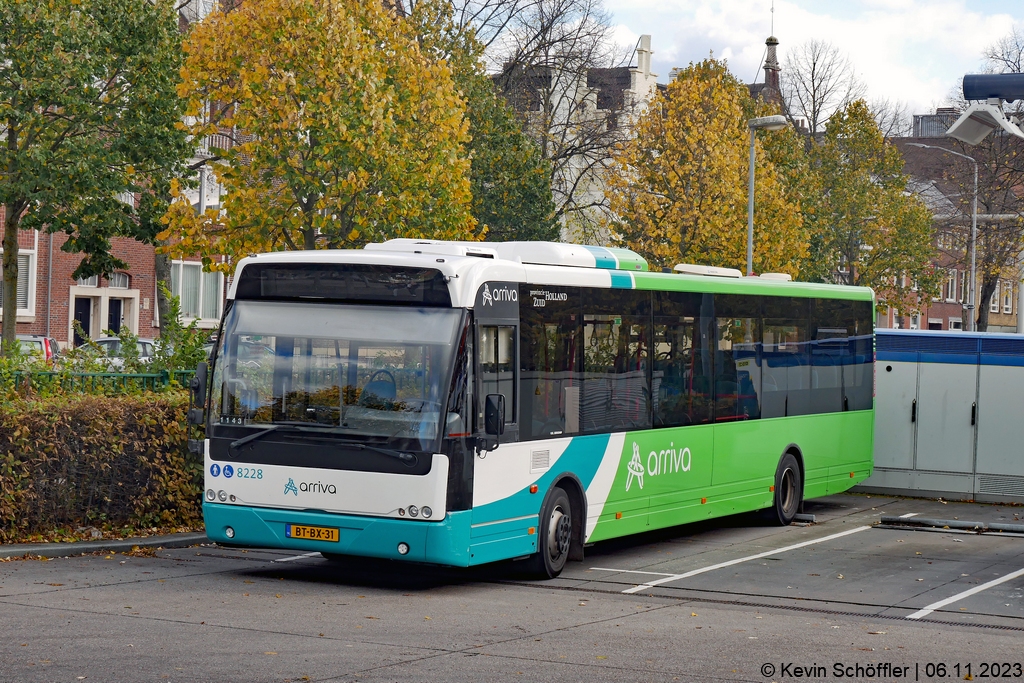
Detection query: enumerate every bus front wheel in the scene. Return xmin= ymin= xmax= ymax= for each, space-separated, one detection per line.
xmin=527 ymin=487 xmax=572 ymax=579
xmin=771 ymin=453 xmax=802 ymax=526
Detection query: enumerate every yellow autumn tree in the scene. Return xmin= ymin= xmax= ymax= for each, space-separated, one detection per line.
xmin=606 ymin=58 xmax=807 ymax=275
xmin=161 ymin=0 xmax=479 ymax=267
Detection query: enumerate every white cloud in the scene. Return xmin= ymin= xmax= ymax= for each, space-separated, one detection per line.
xmin=605 ymin=0 xmax=1023 ymax=117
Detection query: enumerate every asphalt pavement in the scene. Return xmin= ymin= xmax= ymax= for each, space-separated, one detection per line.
xmin=1 ymin=493 xmax=1022 ymax=683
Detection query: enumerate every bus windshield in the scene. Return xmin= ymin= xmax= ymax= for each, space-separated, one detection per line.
xmin=212 ymin=301 xmax=463 ymax=451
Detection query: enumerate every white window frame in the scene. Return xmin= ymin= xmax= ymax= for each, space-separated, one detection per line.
xmin=949 ymin=318 xmax=963 ymax=330
xmin=0 ymin=231 xmax=38 ymax=321
xmin=1003 ymin=281 xmax=1014 ymax=314
xmin=990 ymin=282 xmax=1000 ymax=313
xmin=169 ymin=260 xmax=223 ymax=328
xmin=78 ymin=275 xmax=99 ymax=287
xmin=108 ymin=272 xmax=130 ymax=289
xmin=945 ymin=269 xmax=957 ymax=302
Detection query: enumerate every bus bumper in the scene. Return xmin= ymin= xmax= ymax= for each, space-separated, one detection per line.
xmin=203 ymin=503 xmax=472 ymax=567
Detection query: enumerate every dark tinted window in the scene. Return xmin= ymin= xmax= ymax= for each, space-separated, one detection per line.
xmin=581 ymin=289 xmax=651 ymax=433
xmin=810 ymin=299 xmax=875 ymax=413
xmin=653 ymin=292 xmax=713 ymax=427
xmin=763 ymin=297 xmax=811 ymax=417
xmin=235 ymin=263 xmax=452 ymax=307
xmin=714 ymin=295 xmax=761 ymax=421
xmin=520 ymin=286 xmax=581 ymax=439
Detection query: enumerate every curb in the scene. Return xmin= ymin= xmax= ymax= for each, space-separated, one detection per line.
xmin=878 ymin=516 xmax=1024 ymax=534
xmin=0 ymin=532 xmax=209 ymax=559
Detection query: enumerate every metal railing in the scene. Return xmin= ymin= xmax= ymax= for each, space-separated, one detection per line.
xmin=11 ymin=369 xmax=196 ymax=393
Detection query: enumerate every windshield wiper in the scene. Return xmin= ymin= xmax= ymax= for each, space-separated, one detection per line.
xmin=228 ymin=422 xmax=417 ymax=465
xmin=229 ymin=424 xmax=280 ymax=450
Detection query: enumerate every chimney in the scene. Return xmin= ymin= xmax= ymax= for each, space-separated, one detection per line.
xmin=636 ymin=35 xmax=652 ymax=76
xmin=763 ymin=35 xmax=780 ymax=93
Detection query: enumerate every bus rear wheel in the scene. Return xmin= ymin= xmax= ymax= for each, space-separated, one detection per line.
xmin=527 ymin=487 xmax=572 ymax=579
xmin=771 ymin=453 xmax=802 ymax=526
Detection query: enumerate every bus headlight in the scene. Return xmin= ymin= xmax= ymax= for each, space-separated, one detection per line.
xmin=218 ymin=490 xmax=228 ymax=502
xmin=421 ymin=506 xmax=432 ymax=519
xmin=225 ymin=527 xmax=235 ymax=539
xmin=397 ymin=542 xmax=409 ymax=555
xmin=206 ymin=489 xmax=216 ymax=501
xmin=408 ymin=505 xmax=419 ymax=518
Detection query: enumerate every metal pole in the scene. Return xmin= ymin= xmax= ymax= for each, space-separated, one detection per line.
xmin=746 ymin=128 xmax=756 ymax=277
xmin=969 ymin=160 xmax=977 ymax=332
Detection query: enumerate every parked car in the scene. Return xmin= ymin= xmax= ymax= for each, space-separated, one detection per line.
xmin=93 ymin=337 xmax=157 ymax=369
xmin=17 ymin=335 xmax=62 ymax=364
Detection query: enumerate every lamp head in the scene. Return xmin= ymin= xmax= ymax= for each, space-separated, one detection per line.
xmin=748 ymin=115 xmax=788 ymax=131
xmin=945 ymin=103 xmax=1024 ymax=145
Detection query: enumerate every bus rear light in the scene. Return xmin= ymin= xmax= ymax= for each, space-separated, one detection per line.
xmin=398 ymin=508 xmax=405 ymax=516
xmin=397 ymin=542 xmax=409 ymax=555
xmin=408 ymin=505 xmax=419 ymax=518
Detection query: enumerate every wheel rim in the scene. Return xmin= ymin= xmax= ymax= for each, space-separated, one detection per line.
xmin=547 ymin=506 xmax=571 ymax=560
xmin=780 ymin=468 xmax=797 ymax=516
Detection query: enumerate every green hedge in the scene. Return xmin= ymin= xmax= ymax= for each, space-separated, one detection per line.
xmin=0 ymin=392 xmax=200 ymax=542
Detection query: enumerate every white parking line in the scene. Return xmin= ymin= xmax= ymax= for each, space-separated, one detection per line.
xmin=899 ymin=513 xmax=920 ymax=518
xmin=906 ymin=567 xmax=1024 ymax=620
xmin=274 ymin=552 xmax=321 ymax=563
xmin=589 ymin=567 xmax=676 ymax=577
xmin=593 ymin=526 xmax=872 ymax=594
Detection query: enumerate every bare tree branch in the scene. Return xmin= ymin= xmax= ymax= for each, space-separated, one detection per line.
xmin=781 ymin=39 xmax=866 ymax=135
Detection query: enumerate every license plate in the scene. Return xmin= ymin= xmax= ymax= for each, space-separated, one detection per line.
xmin=285 ymin=524 xmax=339 ymax=542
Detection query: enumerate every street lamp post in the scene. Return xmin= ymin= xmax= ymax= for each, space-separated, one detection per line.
xmin=746 ymin=115 xmax=789 ymax=276
xmin=907 ymin=143 xmax=979 ymax=331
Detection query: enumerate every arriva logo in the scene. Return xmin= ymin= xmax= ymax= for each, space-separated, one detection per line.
xmin=625 ymin=441 xmax=691 ymax=491
xmin=482 ymin=283 xmax=518 ymax=306
xmin=284 ymin=478 xmax=298 ymax=496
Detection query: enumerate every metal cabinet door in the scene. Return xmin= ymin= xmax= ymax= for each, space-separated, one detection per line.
xmin=874 ymin=361 xmax=918 ymax=469
xmin=914 ymin=362 xmax=977 ymax=474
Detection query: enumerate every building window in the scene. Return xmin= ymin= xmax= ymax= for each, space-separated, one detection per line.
xmin=170 ymin=261 xmax=222 ymax=321
xmin=78 ymin=275 xmax=99 ymax=287
xmin=909 ymin=314 xmax=920 ymax=330
xmin=960 ymin=271 xmax=968 ymax=303
xmin=990 ymin=283 xmax=1000 ymax=313
xmin=0 ymin=252 xmax=35 ymax=315
xmin=949 ymin=318 xmax=963 ymax=330
xmin=945 ymin=269 xmax=957 ymax=302
xmin=108 ymin=272 xmax=129 ymax=289
xmin=1003 ymin=281 xmax=1014 ymax=314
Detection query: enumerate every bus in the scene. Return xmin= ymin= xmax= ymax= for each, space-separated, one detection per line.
xmin=193 ymin=240 xmax=874 ymax=578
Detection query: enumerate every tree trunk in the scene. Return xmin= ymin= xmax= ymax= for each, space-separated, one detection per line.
xmin=976 ymin=275 xmax=998 ymax=332
xmin=303 ymin=225 xmax=316 ymax=250
xmin=2 ymin=206 xmax=21 ymax=356
xmin=154 ymin=248 xmax=173 ymax=333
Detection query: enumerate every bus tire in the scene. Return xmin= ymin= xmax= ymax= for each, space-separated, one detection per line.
xmin=527 ymin=486 xmax=572 ymax=579
xmin=771 ymin=453 xmax=802 ymax=526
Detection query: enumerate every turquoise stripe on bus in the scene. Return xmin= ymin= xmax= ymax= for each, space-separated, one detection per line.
xmin=582 ymin=245 xmax=618 ymax=269
xmin=610 ymin=271 xmax=635 ymax=289
xmin=472 ymin=433 xmax=611 ymax=525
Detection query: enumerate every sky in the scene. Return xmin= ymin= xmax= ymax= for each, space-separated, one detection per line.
xmin=606 ymin=0 xmax=1024 ymax=118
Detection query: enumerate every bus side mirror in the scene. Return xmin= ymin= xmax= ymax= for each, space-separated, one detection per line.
xmin=484 ymin=394 xmax=505 ymax=436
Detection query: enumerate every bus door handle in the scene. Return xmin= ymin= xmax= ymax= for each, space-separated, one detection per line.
xmin=911 ymin=399 xmax=916 ymax=423
xmin=971 ymin=402 xmax=977 ymax=426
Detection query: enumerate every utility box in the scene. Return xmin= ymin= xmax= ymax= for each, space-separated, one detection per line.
xmin=859 ymin=330 xmax=1024 ymax=503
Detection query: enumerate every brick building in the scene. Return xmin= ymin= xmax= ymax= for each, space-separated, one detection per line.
xmin=1 ymin=211 xmax=222 ymax=350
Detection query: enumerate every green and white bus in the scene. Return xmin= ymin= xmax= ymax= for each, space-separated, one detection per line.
xmin=194 ymin=240 xmax=874 ymax=578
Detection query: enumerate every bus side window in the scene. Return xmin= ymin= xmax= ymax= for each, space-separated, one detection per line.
xmin=714 ymin=294 xmax=762 ymax=422
xmin=479 ymin=325 xmax=516 ymax=428
xmin=519 ymin=286 xmax=581 ymax=440
xmin=763 ymin=297 xmax=811 ymax=418
xmin=653 ymin=292 xmax=713 ymax=427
